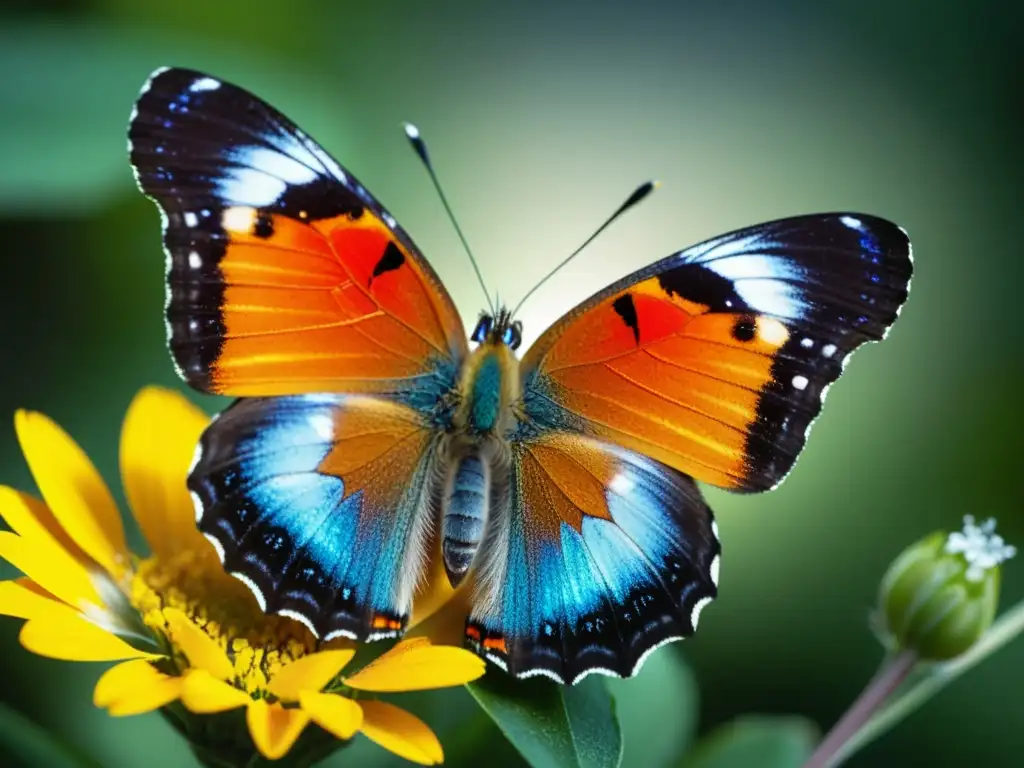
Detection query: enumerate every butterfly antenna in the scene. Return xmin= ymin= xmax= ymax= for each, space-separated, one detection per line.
xmin=511 ymin=180 xmax=659 ymax=317
xmin=403 ymin=122 xmax=494 ymax=314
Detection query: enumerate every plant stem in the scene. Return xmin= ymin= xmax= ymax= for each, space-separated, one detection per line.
xmin=831 ymin=599 xmax=1024 ymax=765
xmin=802 ymin=650 xmax=918 ymax=768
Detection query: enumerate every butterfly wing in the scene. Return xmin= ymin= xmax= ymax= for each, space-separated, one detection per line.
xmin=129 ymin=67 xmax=467 ymax=396
xmin=189 ymin=393 xmax=440 ymax=641
xmin=466 ymin=430 xmax=720 ymax=683
xmin=520 ymin=214 xmax=913 ymax=492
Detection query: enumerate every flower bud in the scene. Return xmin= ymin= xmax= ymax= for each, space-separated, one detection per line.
xmin=877 ymin=516 xmax=1016 ymax=661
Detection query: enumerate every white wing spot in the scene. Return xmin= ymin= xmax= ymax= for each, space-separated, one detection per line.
xmin=710 ymin=554 xmax=721 ymax=587
xmin=190 ymin=490 xmax=205 ymax=523
xmin=203 ymin=533 xmax=225 ymax=563
xmin=792 ymin=375 xmax=809 ymax=390
xmin=822 ymin=344 xmax=837 ymax=358
xmin=486 ymin=653 xmax=509 ymax=671
xmin=231 ymin=572 xmax=267 ymax=612
xmin=189 ymin=77 xmax=221 ymax=92
xmin=188 ymin=251 xmax=203 ymax=270
xmin=691 ymin=596 xmax=713 ymax=629
xmin=570 ymin=666 xmax=620 ymax=684
xmin=279 ymin=609 xmax=319 ymax=637
xmin=757 ymin=317 xmax=789 ymax=346
xmin=800 ymin=337 xmax=814 ymax=349
xmin=222 ymin=206 xmax=257 ymax=232
xmin=324 ymin=628 xmax=358 ymax=641
xmin=609 ymin=472 xmax=635 ymax=496
xmin=840 ymin=215 xmax=863 ymax=229
xmin=309 ymin=413 xmax=335 ymax=442
xmin=216 ymin=146 xmax=319 ymax=206
xmin=517 ymin=668 xmax=566 ymax=683
xmin=183 ymin=211 xmax=199 ymax=227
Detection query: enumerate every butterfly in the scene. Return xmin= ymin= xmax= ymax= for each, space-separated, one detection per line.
xmin=128 ymin=67 xmax=912 ymax=684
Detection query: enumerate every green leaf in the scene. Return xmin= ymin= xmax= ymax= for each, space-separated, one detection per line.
xmin=0 ymin=22 xmax=350 ymax=217
xmin=467 ymin=670 xmax=623 ymax=768
xmin=0 ymin=702 xmax=103 ymax=768
xmin=606 ymin=647 xmax=699 ymax=768
xmin=682 ymin=716 xmax=818 ymax=768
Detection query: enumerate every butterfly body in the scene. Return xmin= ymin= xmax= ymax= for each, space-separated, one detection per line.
xmin=455 ymin=335 xmax=521 ymax=436
xmin=129 ymin=67 xmax=912 ymax=684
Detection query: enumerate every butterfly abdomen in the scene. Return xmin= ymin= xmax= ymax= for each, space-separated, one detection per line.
xmin=442 ymin=454 xmax=489 ymax=585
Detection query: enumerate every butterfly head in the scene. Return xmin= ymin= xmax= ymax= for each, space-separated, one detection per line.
xmin=471 ymin=307 xmax=522 ymax=351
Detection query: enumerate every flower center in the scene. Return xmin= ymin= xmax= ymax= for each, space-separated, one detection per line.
xmin=131 ymin=546 xmax=317 ymax=696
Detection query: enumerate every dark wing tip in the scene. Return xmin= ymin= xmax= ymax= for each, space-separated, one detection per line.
xmin=739 ymin=212 xmax=914 ymax=492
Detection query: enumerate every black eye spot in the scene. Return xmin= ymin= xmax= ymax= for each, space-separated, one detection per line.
xmin=253 ymin=213 xmax=274 ymax=239
xmin=612 ymin=294 xmax=640 ymax=344
xmin=732 ymin=315 xmax=757 ymax=342
xmin=371 ymin=242 xmax=405 ymax=280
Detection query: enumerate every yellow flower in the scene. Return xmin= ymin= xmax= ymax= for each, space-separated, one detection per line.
xmin=0 ymin=387 xmax=485 ymax=764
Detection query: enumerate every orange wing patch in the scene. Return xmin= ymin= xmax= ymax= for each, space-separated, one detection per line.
xmin=317 ymin=211 xmax=455 ymax=351
xmin=518 ymin=433 xmax=618 ymax=531
xmin=525 ymin=280 xmax=789 ymax=489
xmin=205 ymin=205 xmax=461 ymax=396
xmin=316 ymin=395 xmax=433 ymax=514
xmin=521 ymin=214 xmax=912 ymax=492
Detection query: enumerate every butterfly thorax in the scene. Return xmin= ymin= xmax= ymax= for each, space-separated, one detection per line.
xmin=454 ymin=309 xmax=523 ymax=436
xmin=453 ymin=340 xmax=521 ymax=435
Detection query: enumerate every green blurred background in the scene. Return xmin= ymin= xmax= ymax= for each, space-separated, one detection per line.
xmin=1 ymin=0 xmax=1020 ymax=765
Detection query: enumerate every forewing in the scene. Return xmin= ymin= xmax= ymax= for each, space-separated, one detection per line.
xmin=190 ymin=394 xmax=439 ymax=641
xmin=466 ymin=431 xmax=720 ymax=683
xmin=128 ymin=67 xmax=467 ymax=396
xmin=520 ymin=214 xmax=912 ymax=491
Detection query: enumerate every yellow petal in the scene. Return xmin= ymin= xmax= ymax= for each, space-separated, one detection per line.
xmin=107 ymin=677 xmax=184 ymax=716
xmin=298 ymin=691 xmax=362 ymax=740
xmin=0 ymin=487 xmax=84 ymax=561
xmin=180 ymin=669 xmax=251 ymax=713
xmin=344 ymin=638 xmax=485 ymax=692
xmin=408 ymin=581 xmax=473 ymax=645
xmin=94 ymin=659 xmax=183 ymax=715
xmin=20 ymin=613 xmax=159 ymax=662
xmin=246 ymin=699 xmax=310 ymax=761
xmin=95 ymin=659 xmax=167 ymax=706
xmin=14 ymin=410 xmax=127 ymax=577
xmin=1 ymin=579 xmax=145 ymax=658
xmin=409 ymin=543 xmax=457 ymax=629
xmin=12 ymin=577 xmax=55 ymax=601
xmin=120 ymin=387 xmax=210 ymax=559
xmin=359 ymin=700 xmax=443 ymax=765
xmin=0 ymin=578 xmax=65 ymax=620
xmin=0 ymin=530 xmax=103 ymax=611
xmin=164 ymin=607 xmax=234 ymax=680
xmin=266 ymin=649 xmax=354 ymax=701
